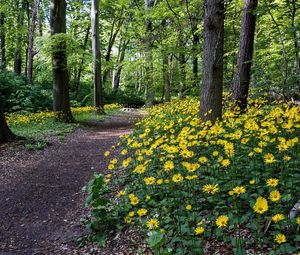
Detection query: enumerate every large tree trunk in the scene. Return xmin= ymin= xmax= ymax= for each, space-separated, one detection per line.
xmin=0 ymin=12 xmax=6 ymax=70
xmin=50 ymin=0 xmax=73 ymax=122
xmin=27 ymin=0 xmax=40 ymax=84
xmin=0 ymin=105 xmax=15 ymax=143
xmin=14 ymin=1 xmax=26 ymax=75
xmin=91 ymin=0 xmax=104 ymax=113
xmin=200 ymin=0 xmax=225 ymax=122
xmin=232 ymin=0 xmax=257 ymax=111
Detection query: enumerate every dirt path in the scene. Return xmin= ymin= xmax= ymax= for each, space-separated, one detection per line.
xmin=0 ymin=113 xmax=139 ymax=255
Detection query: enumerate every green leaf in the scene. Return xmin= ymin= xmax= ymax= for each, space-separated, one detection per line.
xmin=147 ymin=231 xmax=165 ymax=249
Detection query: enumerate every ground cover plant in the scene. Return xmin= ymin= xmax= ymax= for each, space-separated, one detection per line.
xmin=7 ymin=103 xmax=122 ymax=149
xmin=86 ymin=98 xmax=300 ymax=254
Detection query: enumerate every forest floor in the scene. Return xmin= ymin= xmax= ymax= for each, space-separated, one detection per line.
xmin=0 ymin=112 xmax=145 ymax=255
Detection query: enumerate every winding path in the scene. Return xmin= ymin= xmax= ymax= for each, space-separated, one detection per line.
xmin=0 ymin=113 xmax=138 ymax=255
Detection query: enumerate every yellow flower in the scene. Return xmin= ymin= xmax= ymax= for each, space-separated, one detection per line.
xmin=144 ymin=177 xmax=156 ymax=185
xmin=146 ymin=218 xmax=159 ymax=230
xmin=146 ymin=195 xmax=151 ymax=201
xmin=104 ymin=151 xmax=110 ymax=157
xmin=128 ymin=211 xmax=135 ymax=217
xmin=228 ymin=190 xmax=234 ymax=196
xmin=212 ymin=151 xmax=219 ymax=157
xmin=232 ymin=186 xmax=246 ymax=195
xmin=272 ymin=214 xmax=285 ymax=223
xmin=172 ymin=174 xmax=184 ymax=183
xmin=195 ymin=226 xmax=205 ymax=235
xmin=186 ymin=204 xmax=192 ymax=211
xmin=264 ymin=153 xmax=276 ymax=164
xmin=116 ymin=190 xmax=126 ymax=197
xmin=124 ymin=216 xmax=132 ymax=224
xmin=199 ymin=156 xmax=208 ymax=163
xmin=269 ymin=190 xmax=281 ymax=202
xmin=203 ymin=184 xmax=219 ymax=195
xmin=249 ymin=180 xmax=255 ymax=185
xmin=133 ymin=165 xmax=146 ymax=174
xmin=164 ymin=160 xmax=174 ymax=171
xmin=266 ymin=178 xmax=279 ymax=187
xmin=216 ymin=215 xmax=229 ymax=228
xmin=274 ymin=233 xmax=286 ymax=244
xmin=156 ymin=179 xmax=163 ymax=185
xmin=108 ymin=164 xmax=115 ymax=170
xmin=130 ymin=196 xmax=139 ymax=206
xmin=253 ymin=196 xmax=268 ymax=214
xmin=137 ymin=208 xmax=148 ymax=217
xmin=283 ymin=155 xmax=291 ymax=161
xmin=221 ymin=159 xmax=230 ymax=167
xmin=296 ymin=217 xmax=300 ymax=226
xmin=121 ymin=149 xmax=128 ymax=155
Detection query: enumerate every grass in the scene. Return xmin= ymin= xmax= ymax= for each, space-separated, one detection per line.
xmin=9 ymin=107 xmax=122 ymax=150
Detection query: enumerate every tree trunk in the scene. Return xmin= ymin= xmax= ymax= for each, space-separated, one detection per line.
xmin=192 ymin=31 xmax=199 ymax=88
xmin=50 ymin=0 xmax=73 ymax=122
xmin=163 ymin=52 xmax=171 ymax=102
xmin=113 ymin=39 xmax=127 ymax=94
xmin=91 ymin=0 xmax=104 ymax=113
xmin=0 ymin=105 xmax=15 ymax=143
xmin=200 ymin=0 xmax=225 ymax=122
xmin=232 ymin=0 xmax=258 ymax=111
xmin=75 ymin=24 xmax=90 ymax=93
xmin=144 ymin=0 xmax=154 ymax=106
xmin=0 ymin=12 xmax=6 ymax=70
xmin=27 ymin=0 xmax=40 ymax=84
xmin=14 ymin=1 xmax=26 ymax=75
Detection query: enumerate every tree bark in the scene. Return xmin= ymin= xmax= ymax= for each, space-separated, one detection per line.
xmin=91 ymin=0 xmax=104 ymax=113
xmin=14 ymin=0 xmax=26 ymax=75
xmin=0 ymin=104 xmax=15 ymax=143
xmin=200 ymin=0 xmax=225 ymax=122
xmin=163 ymin=52 xmax=171 ymax=102
xmin=27 ymin=0 xmax=40 ymax=84
xmin=232 ymin=0 xmax=258 ymax=111
xmin=113 ymin=39 xmax=127 ymax=94
xmin=50 ymin=0 xmax=73 ymax=122
xmin=144 ymin=0 xmax=154 ymax=106
xmin=0 ymin=12 xmax=6 ymax=70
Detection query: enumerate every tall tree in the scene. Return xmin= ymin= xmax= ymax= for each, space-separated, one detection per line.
xmin=14 ymin=0 xmax=26 ymax=75
xmin=91 ymin=0 xmax=104 ymax=113
xmin=232 ymin=0 xmax=258 ymax=111
xmin=144 ymin=0 xmax=155 ymax=106
xmin=27 ymin=0 xmax=40 ymax=83
xmin=50 ymin=0 xmax=73 ymax=122
xmin=200 ymin=0 xmax=225 ymax=122
xmin=0 ymin=103 xmax=15 ymax=143
xmin=0 ymin=11 xmax=6 ymax=70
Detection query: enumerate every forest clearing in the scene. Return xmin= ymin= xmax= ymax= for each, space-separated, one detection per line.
xmin=0 ymin=0 xmax=299 ymax=254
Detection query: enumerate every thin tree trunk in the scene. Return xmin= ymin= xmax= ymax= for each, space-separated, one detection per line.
xmin=144 ymin=0 xmax=154 ymax=106
xmin=192 ymin=32 xmax=199 ymax=88
xmin=27 ymin=0 xmax=40 ymax=84
xmin=91 ymin=0 xmax=104 ymax=113
xmin=232 ymin=0 xmax=258 ymax=111
xmin=50 ymin=0 xmax=73 ymax=122
xmin=113 ymin=39 xmax=127 ymax=94
xmin=75 ymin=24 xmax=90 ymax=93
xmin=0 ymin=104 xmax=15 ymax=143
xmin=290 ymin=0 xmax=300 ymax=86
xmin=0 ymin=12 xmax=6 ymax=70
xmin=179 ymin=51 xmax=186 ymax=99
xmin=163 ymin=52 xmax=171 ymax=102
xmin=200 ymin=0 xmax=225 ymax=122
xmin=14 ymin=1 xmax=26 ymax=75
xmin=103 ymin=16 xmax=124 ymax=86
